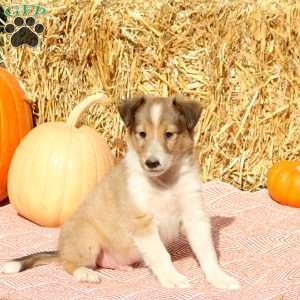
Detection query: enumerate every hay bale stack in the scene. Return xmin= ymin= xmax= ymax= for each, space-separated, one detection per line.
xmin=2 ymin=0 xmax=300 ymax=190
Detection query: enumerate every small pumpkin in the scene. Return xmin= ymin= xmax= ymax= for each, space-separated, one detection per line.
xmin=8 ymin=93 xmax=114 ymax=227
xmin=0 ymin=67 xmax=33 ymax=201
xmin=267 ymin=160 xmax=300 ymax=207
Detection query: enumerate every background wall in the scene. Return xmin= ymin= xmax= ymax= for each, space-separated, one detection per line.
xmin=2 ymin=0 xmax=300 ymax=191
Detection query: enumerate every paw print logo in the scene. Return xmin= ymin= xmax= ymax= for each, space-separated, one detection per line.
xmin=5 ymin=16 xmax=44 ymax=48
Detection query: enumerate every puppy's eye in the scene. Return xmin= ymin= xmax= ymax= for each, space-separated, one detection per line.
xmin=165 ymin=132 xmax=175 ymax=139
xmin=138 ymin=131 xmax=147 ymax=139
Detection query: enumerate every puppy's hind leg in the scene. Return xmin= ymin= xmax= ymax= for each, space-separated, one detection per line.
xmin=59 ymin=222 xmax=103 ymax=283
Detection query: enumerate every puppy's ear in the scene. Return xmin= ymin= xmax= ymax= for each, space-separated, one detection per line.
xmin=172 ymin=95 xmax=202 ymax=131
xmin=118 ymin=96 xmax=145 ymax=128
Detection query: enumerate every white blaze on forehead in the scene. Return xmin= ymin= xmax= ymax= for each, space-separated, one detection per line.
xmin=150 ymin=104 xmax=162 ymax=129
xmin=147 ymin=103 xmax=169 ymax=169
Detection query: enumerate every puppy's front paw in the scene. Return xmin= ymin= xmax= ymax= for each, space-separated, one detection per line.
xmin=73 ymin=267 xmax=101 ymax=283
xmin=159 ymin=271 xmax=191 ymax=288
xmin=207 ymin=270 xmax=240 ymax=290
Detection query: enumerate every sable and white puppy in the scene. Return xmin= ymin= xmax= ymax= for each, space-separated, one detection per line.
xmin=1 ymin=95 xmax=240 ymax=289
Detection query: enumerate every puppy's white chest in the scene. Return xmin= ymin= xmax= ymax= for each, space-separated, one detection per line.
xmin=126 ymin=157 xmax=202 ymax=245
xmin=150 ymin=190 xmax=181 ymax=245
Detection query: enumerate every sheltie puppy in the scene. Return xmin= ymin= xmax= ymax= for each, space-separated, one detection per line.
xmin=1 ymin=95 xmax=239 ymax=289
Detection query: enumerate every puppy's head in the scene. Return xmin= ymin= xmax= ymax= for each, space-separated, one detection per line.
xmin=118 ymin=95 xmax=202 ymax=177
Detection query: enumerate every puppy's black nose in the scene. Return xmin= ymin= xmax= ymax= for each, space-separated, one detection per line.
xmin=145 ymin=158 xmax=160 ymax=169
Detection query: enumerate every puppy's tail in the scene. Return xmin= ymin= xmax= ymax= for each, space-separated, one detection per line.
xmin=0 ymin=251 xmax=59 ymax=274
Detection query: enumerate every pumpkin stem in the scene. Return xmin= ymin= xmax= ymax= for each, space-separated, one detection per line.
xmin=67 ymin=93 xmax=110 ymax=127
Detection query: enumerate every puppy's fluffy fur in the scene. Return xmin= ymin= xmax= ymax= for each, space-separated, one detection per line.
xmin=1 ymin=95 xmax=239 ymax=289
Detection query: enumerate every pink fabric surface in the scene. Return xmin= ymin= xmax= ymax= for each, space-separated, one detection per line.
xmin=0 ymin=180 xmax=299 ymax=299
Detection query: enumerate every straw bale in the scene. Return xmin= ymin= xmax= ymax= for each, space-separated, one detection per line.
xmin=2 ymin=0 xmax=300 ymax=190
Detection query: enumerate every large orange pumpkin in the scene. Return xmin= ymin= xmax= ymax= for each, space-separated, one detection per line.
xmin=8 ymin=93 xmax=115 ymax=227
xmin=0 ymin=67 xmax=33 ymax=201
xmin=267 ymin=160 xmax=300 ymax=207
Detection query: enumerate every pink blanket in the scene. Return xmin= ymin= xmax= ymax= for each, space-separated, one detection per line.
xmin=0 ymin=181 xmax=299 ymax=299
